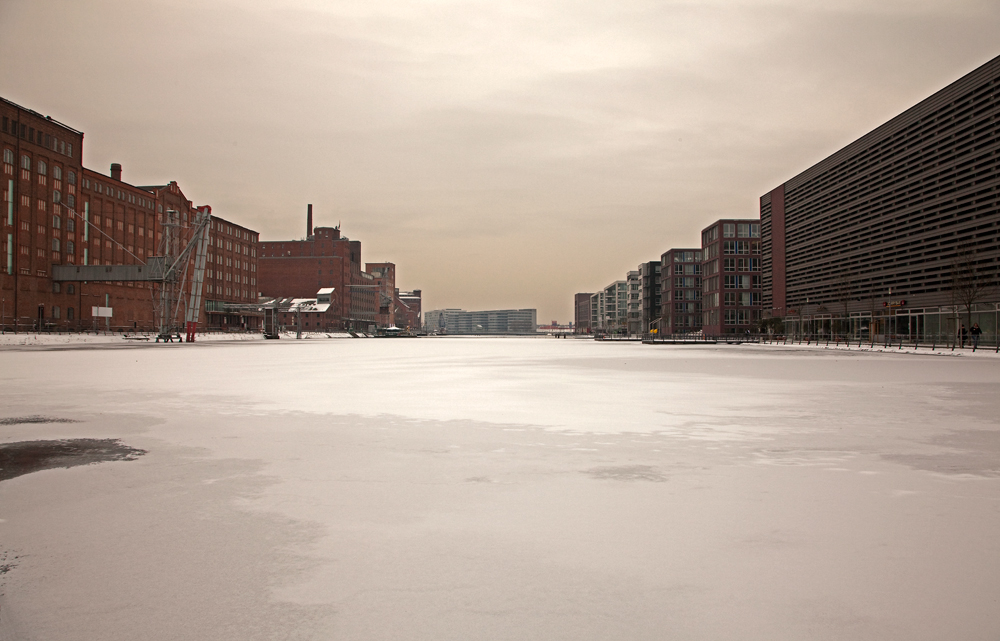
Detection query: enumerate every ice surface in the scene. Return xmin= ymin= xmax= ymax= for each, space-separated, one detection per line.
xmin=1 ymin=338 xmax=999 ymax=640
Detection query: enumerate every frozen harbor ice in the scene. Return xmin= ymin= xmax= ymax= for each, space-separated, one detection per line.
xmin=1 ymin=337 xmax=999 ymax=640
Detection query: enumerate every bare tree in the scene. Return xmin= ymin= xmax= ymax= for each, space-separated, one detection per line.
xmin=951 ymin=246 xmax=997 ymax=330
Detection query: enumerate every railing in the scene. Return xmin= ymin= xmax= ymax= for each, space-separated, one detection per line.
xmin=623 ymin=331 xmax=999 ymax=353
xmin=756 ymin=331 xmax=999 ymax=353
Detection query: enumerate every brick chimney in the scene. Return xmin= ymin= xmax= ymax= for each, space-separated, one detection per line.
xmin=110 ymin=163 xmax=122 ymax=181
xmin=307 ymin=203 xmax=313 ymax=238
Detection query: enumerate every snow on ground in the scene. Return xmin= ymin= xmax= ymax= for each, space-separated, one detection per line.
xmin=1 ymin=337 xmax=999 ymax=640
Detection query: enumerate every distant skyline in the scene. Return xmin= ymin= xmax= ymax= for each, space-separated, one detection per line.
xmin=2 ymin=0 xmax=998 ymax=322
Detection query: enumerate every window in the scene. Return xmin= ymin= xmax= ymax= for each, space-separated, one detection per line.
xmin=67 ymin=284 xmax=75 ymax=294
xmin=725 ymin=292 xmax=737 ymax=306
xmin=750 ymin=223 xmax=759 ymax=238
xmin=53 ymin=215 xmax=61 ymax=229
xmin=54 ymin=166 xmax=62 ymax=180
xmin=37 ymin=160 xmax=46 ymax=175
xmin=723 ymin=223 xmax=735 ymax=238
xmin=53 ymin=282 xmax=61 ymax=293
xmin=53 ymin=191 xmax=61 ymax=204
xmin=737 ymin=223 xmax=749 ymax=238
xmin=724 ymin=258 xmax=736 ymax=272
xmin=67 ymin=307 xmax=74 ymax=320
xmin=67 ymin=170 xmax=75 ymax=185
xmin=53 ymin=238 xmax=60 ymax=252
xmin=21 ymin=155 xmax=30 ymax=170
xmin=52 ymin=306 xmax=60 ymax=319
xmin=67 ymin=194 xmax=74 ymax=208
xmin=3 ymin=149 xmax=12 ymax=164
xmin=117 ymin=221 xmax=124 ymax=231
xmin=67 ymin=240 xmax=74 ymax=254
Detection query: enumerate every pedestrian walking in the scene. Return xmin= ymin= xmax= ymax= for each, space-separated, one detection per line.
xmin=959 ymin=323 xmax=968 ymax=348
xmin=970 ymin=323 xmax=982 ymax=350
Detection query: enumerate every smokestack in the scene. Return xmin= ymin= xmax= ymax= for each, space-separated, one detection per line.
xmin=307 ymin=203 xmax=313 ymax=238
xmin=110 ymin=163 xmax=122 ymax=181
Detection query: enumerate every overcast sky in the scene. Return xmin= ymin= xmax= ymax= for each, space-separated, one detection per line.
xmin=2 ymin=0 xmax=998 ymax=322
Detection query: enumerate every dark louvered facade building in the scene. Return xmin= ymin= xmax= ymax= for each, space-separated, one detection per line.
xmin=762 ymin=54 xmax=1000 ymax=341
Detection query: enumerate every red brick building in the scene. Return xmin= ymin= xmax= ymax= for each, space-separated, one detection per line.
xmin=700 ymin=219 xmax=762 ymax=335
xmin=2 ymin=97 xmax=84 ymax=330
xmin=366 ymin=262 xmax=395 ymax=327
xmin=1 ymin=96 xmax=261 ymax=333
xmin=574 ymin=293 xmax=593 ymax=334
xmin=201 ymin=215 xmax=261 ymax=330
xmin=394 ymin=289 xmax=422 ymax=331
xmin=659 ymin=248 xmax=702 ymax=335
xmin=257 ymin=213 xmax=376 ymax=331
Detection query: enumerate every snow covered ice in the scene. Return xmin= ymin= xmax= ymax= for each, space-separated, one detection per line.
xmin=1 ymin=337 xmax=999 ymax=640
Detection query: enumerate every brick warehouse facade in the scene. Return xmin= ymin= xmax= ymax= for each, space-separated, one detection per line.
xmin=1 ymin=96 xmax=260 ymax=333
xmin=394 ymin=289 xmax=422 ymax=331
xmin=2 ymin=98 xmax=84 ymax=330
xmin=762 ymin=54 xmax=1000 ymax=340
xmin=201 ymin=215 xmax=260 ymax=330
xmin=366 ymin=262 xmax=396 ymax=328
xmin=257 ymin=215 xmax=378 ymax=332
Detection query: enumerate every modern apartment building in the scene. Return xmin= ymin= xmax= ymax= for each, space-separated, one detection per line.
xmin=660 ymin=248 xmax=703 ymax=334
xmin=761 ymin=54 xmax=1000 ymax=340
xmin=574 ymin=292 xmax=593 ymax=334
xmin=602 ymin=280 xmax=627 ymax=334
xmin=590 ymin=290 xmax=605 ymax=332
xmin=627 ymin=271 xmax=642 ymax=335
xmin=424 ymin=308 xmax=537 ymax=334
xmin=639 ymin=261 xmax=661 ymax=333
xmin=701 ymin=219 xmax=762 ymax=335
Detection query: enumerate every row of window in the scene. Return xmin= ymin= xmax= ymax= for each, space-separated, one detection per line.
xmin=3 ymin=149 xmax=76 ymax=181
xmin=723 ymin=257 xmax=760 ymax=272
xmin=86 ymin=181 xmax=155 ymax=209
xmin=671 ymin=251 xmax=702 ymax=263
xmin=212 ymin=220 xmax=257 ymax=242
xmin=722 ymin=241 xmax=760 ymax=255
xmin=722 ymin=223 xmax=760 ymax=238
xmin=1 ymin=118 xmax=75 ymax=158
xmin=722 ymin=309 xmax=760 ymax=326
xmin=721 ymin=275 xmax=762 ymax=290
